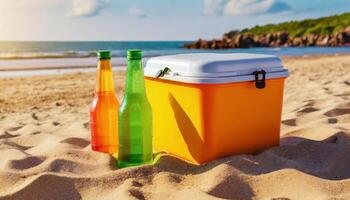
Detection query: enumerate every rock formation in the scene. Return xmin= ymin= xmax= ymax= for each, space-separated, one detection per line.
xmin=184 ymin=27 xmax=350 ymax=49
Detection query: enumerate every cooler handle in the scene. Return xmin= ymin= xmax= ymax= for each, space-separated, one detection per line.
xmin=156 ymin=67 xmax=171 ymax=78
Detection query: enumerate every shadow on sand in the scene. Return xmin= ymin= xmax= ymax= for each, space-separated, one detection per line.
xmin=154 ymin=131 xmax=350 ymax=199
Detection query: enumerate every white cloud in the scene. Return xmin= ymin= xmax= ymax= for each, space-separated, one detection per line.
xmin=128 ymin=6 xmax=147 ymax=18
xmin=68 ymin=0 xmax=110 ymax=18
xmin=203 ymin=0 xmax=291 ymax=16
xmin=203 ymin=0 xmax=228 ymax=16
xmin=224 ymin=0 xmax=290 ymax=15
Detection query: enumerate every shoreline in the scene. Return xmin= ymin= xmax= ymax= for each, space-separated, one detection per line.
xmin=0 ymin=57 xmax=127 ymax=71
xmin=0 ymin=65 xmax=97 ymax=72
xmin=281 ymin=52 xmax=350 ymax=59
xmin=0 ymin=53 xmax=349 ymax=78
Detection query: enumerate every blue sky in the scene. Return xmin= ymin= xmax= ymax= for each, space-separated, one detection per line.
xmin=0 ymin=0 xmax=349 ymax=41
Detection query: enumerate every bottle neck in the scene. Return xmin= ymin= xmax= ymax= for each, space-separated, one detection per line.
xmin=125 ymin=59 xmax=146 ymax=94
xmin=95 ymin=59 xmax=115 ymax=93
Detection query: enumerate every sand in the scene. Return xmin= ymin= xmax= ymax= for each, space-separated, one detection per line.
xmin=0 ymin=54 xmax=350 ymax=200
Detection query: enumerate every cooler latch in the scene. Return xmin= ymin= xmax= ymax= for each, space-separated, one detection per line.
xmin=253 ymin=70 xmax=266 ymax=89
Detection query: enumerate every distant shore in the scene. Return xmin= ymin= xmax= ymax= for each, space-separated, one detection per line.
xmin=185 ymin=30 xmax=350 ymax=49
xmin=185 ymin=12 xmax=350 ymax=50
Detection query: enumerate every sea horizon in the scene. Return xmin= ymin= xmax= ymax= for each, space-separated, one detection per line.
xmin=1 ymin=41 xmax=350 ymax=60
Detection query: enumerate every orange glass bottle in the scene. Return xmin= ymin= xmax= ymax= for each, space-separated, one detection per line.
xmin=90 ymin=50 xmax=119 ymax=154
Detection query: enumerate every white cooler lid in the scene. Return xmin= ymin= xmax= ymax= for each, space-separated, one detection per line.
xmin=144 ymin=53 xmax=289 ymax=84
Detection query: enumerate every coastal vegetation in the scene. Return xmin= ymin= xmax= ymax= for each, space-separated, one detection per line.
xmin=185 ymin=12 xmax=350 ymax=49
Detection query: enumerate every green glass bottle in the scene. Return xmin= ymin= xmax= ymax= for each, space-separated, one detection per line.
xmin=118 ymin=50 xmax=153 ymax=168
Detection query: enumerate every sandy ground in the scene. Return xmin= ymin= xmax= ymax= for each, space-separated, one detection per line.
xmin=0 ymin=54 xmax=350 ymax=200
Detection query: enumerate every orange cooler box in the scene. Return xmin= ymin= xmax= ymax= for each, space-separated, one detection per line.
xmin=144 ymin=53 xmax=289 ymax=164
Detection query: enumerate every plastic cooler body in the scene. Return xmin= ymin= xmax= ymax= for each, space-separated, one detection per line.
xmin=144 ymin=53 xmax=288 ymax=164
xmin=145 ymin=77 xmax=285 ymax=164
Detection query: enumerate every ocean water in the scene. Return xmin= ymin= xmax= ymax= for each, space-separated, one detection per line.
xmin=1 ymin=41 xmax=350 ymax=59
xmin=0 ymin=41 xmax=349 ymax=77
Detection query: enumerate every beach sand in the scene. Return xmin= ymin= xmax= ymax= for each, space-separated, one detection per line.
xmin=0 ymin=54 xmax=350 ymax=200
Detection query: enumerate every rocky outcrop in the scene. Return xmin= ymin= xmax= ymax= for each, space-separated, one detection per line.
xmin=184 ymin=27 xmax=350 ymax=49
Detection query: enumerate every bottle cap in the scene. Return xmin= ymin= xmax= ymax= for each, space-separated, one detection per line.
xmin=127 ymin=49 xmax=142 ymax=60
xmin=98 ymin=50 xmax=111 ymax=60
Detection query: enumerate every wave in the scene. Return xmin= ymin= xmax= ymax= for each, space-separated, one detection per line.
xmin=1 ymin=47 xmax=350 ymax=60
xmin=0 ymin=50 xmax=183 ymax=60
xmin=0 ymin=51 xmax=99 ymax=60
